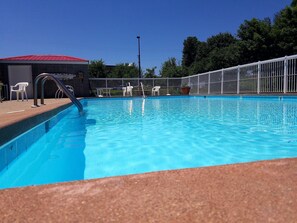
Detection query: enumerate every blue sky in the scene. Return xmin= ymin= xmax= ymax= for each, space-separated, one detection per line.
xmin=0 ymin=0 xmax=292 ymax=73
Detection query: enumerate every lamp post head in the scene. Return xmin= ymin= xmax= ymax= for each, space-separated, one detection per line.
xmin=137 ymin=36 xmax=140 ymax=39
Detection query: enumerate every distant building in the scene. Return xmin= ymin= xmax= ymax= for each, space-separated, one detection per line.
xmin=0 ymin=55 xmax=89 ymax=98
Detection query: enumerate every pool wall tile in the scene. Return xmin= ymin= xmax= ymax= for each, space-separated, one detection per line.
xmin=0 ymin=147 xmax=6 ymax=171
xmin=0 ymin=123 xmax=47 ymax=172
xmin=5 ymin=141 xmax=18 ymax=167
xmin=33 ymin=125 xmax=46 ymax=142
xmin=17 ymin=134 xmax=28 ymax=155
xmin=0 ymin=104 xmax=73 ymax=172
xmin=26 ymin=133 xmax=36 ymax=150
xmin=0 ymin=102 xmax=73 ymax=147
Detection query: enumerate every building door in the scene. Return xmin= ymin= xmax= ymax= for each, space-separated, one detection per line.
xmin=8 ymin=65 xmax=33 ymax=99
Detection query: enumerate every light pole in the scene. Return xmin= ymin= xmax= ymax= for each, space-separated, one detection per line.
xmin=137 ymin=36 xmax=141 ymax=79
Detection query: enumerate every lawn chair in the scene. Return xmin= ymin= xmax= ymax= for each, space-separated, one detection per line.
xmin=122 ymin=83 xmax=133 ymax=96
xmin=152 ymin=86 xmax=161 ymax=96
xmin=10 ymin=82 xmax=29 ymax=101
xmin=55 ymin=85 xmax=74 ymax=98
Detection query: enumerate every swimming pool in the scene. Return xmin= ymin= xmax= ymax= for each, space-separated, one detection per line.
xmin=1 ymin=96 xmax=297 ymax=189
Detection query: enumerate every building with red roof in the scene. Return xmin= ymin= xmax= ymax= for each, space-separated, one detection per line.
xmin=0 ymin=55 xmax=89 ymax=99
xmin=0 ymin=55 xmax=89 ymax=63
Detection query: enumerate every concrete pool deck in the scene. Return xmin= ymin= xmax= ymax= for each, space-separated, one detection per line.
xmin=0 ymin=99 xmax=297 ymax=222
xmin=0 ymin=98 xmax=72 ymax=129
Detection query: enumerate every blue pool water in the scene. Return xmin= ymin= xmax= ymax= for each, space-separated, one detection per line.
xmin=1 ymin=96 xmax=297 ymax=189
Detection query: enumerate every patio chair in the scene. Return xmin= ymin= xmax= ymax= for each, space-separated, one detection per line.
xmin=10 ymin=82 xmax=29 ymax=101
xmin=55 ymin=85 xmax=74 ymax=98
xmin=122 ymin=83 xmax=133 ymax=96
xmin=152 ymin=86 xmax=161 ymax=96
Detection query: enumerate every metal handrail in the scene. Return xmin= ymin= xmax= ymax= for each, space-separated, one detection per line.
xmin=32 ymin=73 xmax=83 ymax=114
xmin=140 ymin=82 xmax=145 ymax=98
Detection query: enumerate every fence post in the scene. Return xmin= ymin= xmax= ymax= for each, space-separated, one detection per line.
xmin=283 ymin=56 xmax=288 ymax=94
xmin=197 ymin=75 xmax=200 ymax=95
xmin=257 ymin=61 xmax=261 ymax=94
xmin=208 ymin=72 xmax=210 ymax=94
xmin=237 ymin=66 xmax=240 ymax=94
xmin=221 ymin=69 xmax=224 ymax=95
xmin=105 ymin=78 xmax=108 ymax=88
xmin=167 ymin=78 xmax=169 ymax=95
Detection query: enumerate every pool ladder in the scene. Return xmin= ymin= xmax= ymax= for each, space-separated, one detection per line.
xmin=32 ymin=73 xmax=83 ymax=114
xmin=140 ymin=82 xmax=145 ymax=98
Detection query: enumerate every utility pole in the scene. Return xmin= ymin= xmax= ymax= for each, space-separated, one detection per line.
xmin=137 ymin=36 xmax=141 ymax=78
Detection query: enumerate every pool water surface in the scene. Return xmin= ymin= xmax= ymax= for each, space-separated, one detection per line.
xmin=1 ymin=96 xmax=297 ymax=189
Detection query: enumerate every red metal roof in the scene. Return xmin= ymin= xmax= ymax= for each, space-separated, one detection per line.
xmin=0 ymin=55 xmax=88 ymax=62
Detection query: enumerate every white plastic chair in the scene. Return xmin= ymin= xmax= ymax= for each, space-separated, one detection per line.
xmin=55 ymin=85 xmax=74 ymax=98
xmin=122 ymin=83 xmax=133 ymax=96
xmin=10 ymin=82 xmax=29 ymax=101
xmin=152 ymin=86 xmax=161 ymax=96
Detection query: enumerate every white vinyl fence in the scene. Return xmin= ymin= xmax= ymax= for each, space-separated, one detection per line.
xmin=89 ymin=54 xmax=297 ymax=96
xmin=89 ymin=77 xmax=182 ymax=96
xmin=182 ymin=54 xmax=297 ymax=95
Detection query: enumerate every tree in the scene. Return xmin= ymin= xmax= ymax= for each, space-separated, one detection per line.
xmin=160 ymin=58 xmax=185 ymax=77
xmin=88 ymin=60 xmax=107 ymax=78
xmin=109 ymin=63 xmax=139 ymax=78
xmin=206 ymin=44 xmax=240 ymax=70
xmin=195 ymin=41 xmax=209 ymax=63
xmin=189 ymin=33 xmax=239 ymax=73
xmin=182 ymin=37 xmax=199 ymax=67
xmin=144 ymin=67 xmax=158 ymax=78
xmin=206 ymin=32 xmax=237 ymax=51
xmin=237 ymin=18 xmax=274 ymax=63
xmin=189 ymin=42 xmax=209 ymax=74
xmin=273 ymin=1 xmax=297 ymax=56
